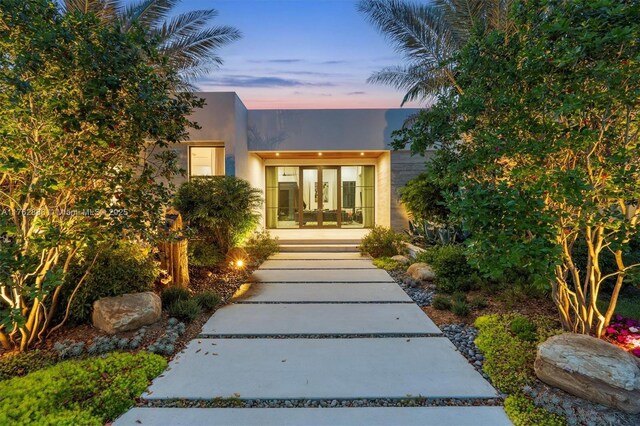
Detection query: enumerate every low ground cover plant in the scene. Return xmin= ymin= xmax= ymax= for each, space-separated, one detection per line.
xmin=372 ymin=256 xmax=405 ymax=271
xmin=604 ymin=314 xmax=640 ymax=358
xmin=360 ymin=226 xmax=408 ymax=258
xmin=160 ymin=287 xmax=221 ymax=323
xmin=475 ymin=314 xmax=564 ymax=425
xmin=0 ymin=352 xmax=166 ymax=425
xmin=0 ymin=350 xmax=58 ymax=382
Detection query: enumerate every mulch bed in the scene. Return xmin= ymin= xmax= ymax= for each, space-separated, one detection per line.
xmin=18 ymin=264 xmax=255 ymax=360
xmin=424 ymin=289 xmax=559 ymax=327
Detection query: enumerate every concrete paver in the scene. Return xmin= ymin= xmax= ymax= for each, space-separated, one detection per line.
xmin=232 ymin=282 xmax=412 ymax=303
xmin=260 ymin=259 xmax=376 ymax=269
xmin=144 ymin=338 xmax=498 ymax=400
xmin=250 ymin=268 xmax=395 ymax=283
xmin=201 ymin=303 xmax=440 ymax=335
xmin=115 ymin=407 xmax=512 ymax=426
xmin=270 ymin=252 xmax=367 ymax=260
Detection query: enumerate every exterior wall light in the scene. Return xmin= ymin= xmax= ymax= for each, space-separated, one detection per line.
xmin=318 ymin=152 xmax=323 ymax=156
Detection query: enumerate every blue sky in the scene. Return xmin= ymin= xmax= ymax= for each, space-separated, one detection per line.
xmin=173 ymin=0 xmax=422 ymax=109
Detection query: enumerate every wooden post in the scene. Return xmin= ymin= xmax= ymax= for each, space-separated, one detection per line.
xmin=159 ymin=209 xmax=189 ymax=288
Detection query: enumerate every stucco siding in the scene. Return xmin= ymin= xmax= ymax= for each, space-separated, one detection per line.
xmin=390 ymin=150 xmax=433 ymax=230
xmin=247 ymin=109 xmax=418 ymax=152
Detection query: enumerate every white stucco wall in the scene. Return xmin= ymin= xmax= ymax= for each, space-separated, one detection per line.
xmin=247 ymin=109 xmax=418 ymax=151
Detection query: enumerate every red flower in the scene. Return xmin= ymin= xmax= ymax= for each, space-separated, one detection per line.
xmin=631 ymin=347 xmax=640 ymax=358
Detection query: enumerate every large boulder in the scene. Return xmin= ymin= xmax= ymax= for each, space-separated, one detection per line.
xmin=92 ymin=292 xmax=161 ymax=334
xmin=534 ymin=333 xmax=640 ymax=414
xmin=406 ymin=262 xmax=435 ymax=281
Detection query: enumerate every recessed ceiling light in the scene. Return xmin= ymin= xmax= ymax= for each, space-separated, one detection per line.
xmin=318 ymin=152 xmax=323 ymax=156
xmin=275 ymin=152 xmax=280 ymax=156
xmin=360 ymin=152 xmax=365 ymax=156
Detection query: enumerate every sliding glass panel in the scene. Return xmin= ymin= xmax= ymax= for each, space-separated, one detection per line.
xmin=321 ymin=168 xmax=339 ymax=227
xmin=341 ymin=166 xmax=374 ymax=228
xmin=265 ymin=166 xmax=278 ymax=228
xmin=301 ymin=168 xmax=319 ymax=226
xmin=361 ymin=165 xmax=375 ymax=228
xmin=266 ymin=166 xmax=301 ymax=229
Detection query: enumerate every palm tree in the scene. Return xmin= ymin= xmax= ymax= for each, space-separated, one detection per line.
xmin=61 ymin=0 xmax=241 ymax=83
xmin=358 ymin=0 xmax=514 ymax=105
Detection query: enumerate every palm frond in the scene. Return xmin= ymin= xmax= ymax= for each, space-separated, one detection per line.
xmin=158 ymin=9 xmax=218 ymax=40
xmin=121 ymin=0 xmax=181 ymax=31
xmin=62 ymin=0 xmax=122 ymax=22
xmin=368 ymin=64 xmax=451 ymax=105
xmin=160 ymin=25 xmax=242 ymax=81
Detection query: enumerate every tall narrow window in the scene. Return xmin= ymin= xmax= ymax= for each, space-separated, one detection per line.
xmin=190 ymin=147 xmax=225 ymax=177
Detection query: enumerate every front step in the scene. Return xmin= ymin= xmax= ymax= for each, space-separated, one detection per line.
xmin=279 ymin=244 xmax=359 ymax=253
xmin=278 ymin=239 xmax=360 ymax=252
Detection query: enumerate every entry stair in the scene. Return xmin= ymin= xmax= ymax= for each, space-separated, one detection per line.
xmin=277 ymin=239 xmax=360 ymax=253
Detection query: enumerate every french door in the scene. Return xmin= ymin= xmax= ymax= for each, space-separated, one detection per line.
xmin=299 ymin=166 xmax=341 ymax=228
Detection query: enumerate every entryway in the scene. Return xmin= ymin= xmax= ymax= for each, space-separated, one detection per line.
xmin=265 ymin=165 xmax=375 ymax=229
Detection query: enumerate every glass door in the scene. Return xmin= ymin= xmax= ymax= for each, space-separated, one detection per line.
xmin=300 ymin=168 xmax=319 ymax=227
xmin=320 ymin=167 xmax=340 ymax=227
xmin=299 ymin=166 xmax=341 ymax=227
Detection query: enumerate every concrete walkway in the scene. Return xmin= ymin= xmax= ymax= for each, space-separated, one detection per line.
xmin=116 ymin=252 xmax=511 ymax=425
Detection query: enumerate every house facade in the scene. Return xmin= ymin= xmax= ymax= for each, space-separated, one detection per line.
xmin=167 ymin=92 xmax=427 ymax=234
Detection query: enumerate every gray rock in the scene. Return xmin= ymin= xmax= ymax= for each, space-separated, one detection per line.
xmin=391 ymin=255 xmax=410 ymax=264
xmin=535 ymin=333 xmax=640 ymax=414
xmin=92 ymin=292 xmax=161 ymax=334
xmin=406 ymin=263 xmax=436 ymax=281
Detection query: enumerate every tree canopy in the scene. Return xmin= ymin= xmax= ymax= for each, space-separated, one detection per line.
xmin=0 ymin=0 xmax=203 ymax=350
xmin=395 ymin=0 xmax=640 ymax=336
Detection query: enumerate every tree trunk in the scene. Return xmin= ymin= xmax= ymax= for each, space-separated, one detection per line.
xmin=159 ymin=209 xmax=189 ymax=288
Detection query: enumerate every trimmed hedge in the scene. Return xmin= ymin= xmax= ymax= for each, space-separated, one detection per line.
xmin=0 ymin=352 xmax=166 ymax=425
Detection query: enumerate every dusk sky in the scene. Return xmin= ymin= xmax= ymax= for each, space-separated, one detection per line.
xmin=174 ymin=0 xmax=424 ymax=109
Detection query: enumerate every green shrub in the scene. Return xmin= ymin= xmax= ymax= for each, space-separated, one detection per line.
xmin=416 ymin=245 xmax=479 ymax=293
xmin=469 ymin=295 xmax=488 ymax=310
xmin=194 ymin=291 xmax=221 ymax=310
xmin=161 ymin=286 xmax=190 ymax=308
xmin=175 ymin=177 xmax=263 ymax=256
xmin=0 ymin=350 xmax=58 ymax=381
xmin=188 ymin=239 xmax=225 ymax=268
xmin=474 ymin=314 xmax=561 ymax=395
xmin=244 ymin=230 xmax=279 ymax=263
xmin=167 ymin=298 xmax=202 ymax=323
xmin=504 ymin=393 xmax=567 ymax=426
xmin=60 ymin=241 xmax=160 ymax=324
xmin=451 ymin=300 xmax=470 ymax=317
xmin=359 ymin=226 xmax=408 ymax=258
xmin=451 ymin=291 xmax=467 ymax=304
xmin=0 ymin=352 xmax=166 ymax=425
xmin=399 ymin=172 xmax=454 ymax=225
xmin=372 ymin=256 xmax=404 ymax=271
xmin=431 ymin=295 xmax=452 ymax=310
xmin=511 ymin=316 xmax=538 ymax=342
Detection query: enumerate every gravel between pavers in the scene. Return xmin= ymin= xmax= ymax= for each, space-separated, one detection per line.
xmin=388 ymin=270 xmax=435 ymax=307
xmin=142 ymin=397 xmax=504 ymax=409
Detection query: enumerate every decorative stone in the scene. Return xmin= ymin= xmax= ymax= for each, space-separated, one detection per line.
xmin=406 ymin=262 xmax=435 ymax=281
xmin=534 ymin=333 xmax=640 ymax=414
xmin=391 ymin=255 xmax=410 ymax=264
xmin=92 ymin=292 xmax=161 ymax=334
